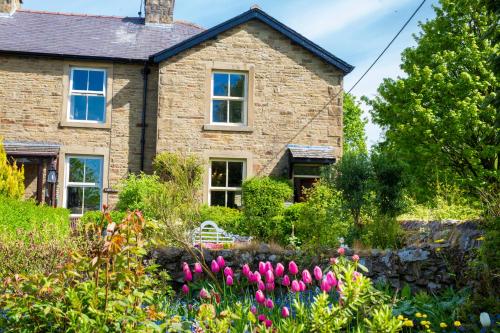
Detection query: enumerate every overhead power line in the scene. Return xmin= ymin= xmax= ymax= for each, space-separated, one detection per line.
xmin=347 ymin=0 xmax=427 ymax=94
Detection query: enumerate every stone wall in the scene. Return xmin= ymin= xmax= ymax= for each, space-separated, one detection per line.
xmin=153 ymin=221 xmax=482 ymax=292
xmin=156 ymin=20 xmax=344 ymax=202
xmin=0 ymin=54 xmax=158 ymax=207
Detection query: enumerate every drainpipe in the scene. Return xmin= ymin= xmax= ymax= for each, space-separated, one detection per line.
xmin=140 ymin=62 xmax=150 ymax=171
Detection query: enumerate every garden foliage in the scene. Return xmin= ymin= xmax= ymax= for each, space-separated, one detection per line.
xmin=116 ymin=173 xmax=162 ymax=217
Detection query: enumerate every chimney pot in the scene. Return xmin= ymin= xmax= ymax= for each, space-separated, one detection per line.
xmin=0 ymin=0 xmax=22 ymax=15
xmin=145 ymin=0 xmax=175 ymax=25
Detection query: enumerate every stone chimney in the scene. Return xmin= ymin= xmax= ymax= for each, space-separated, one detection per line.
xmin=145 ymin=0 xmax=175 ymax=25
xmin=0 ymin=0 xmax=22 ymax=15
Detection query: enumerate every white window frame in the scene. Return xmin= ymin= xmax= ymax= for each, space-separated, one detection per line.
xmin=208 ymin=159 xmax=246 ymax=207
xmin=64 ymin=155 xmax=103 ymax=216
xmin=67 ymin=67 xmax=107 ymax=123
xmin=210 ymin=71 xmax=248 ymax=126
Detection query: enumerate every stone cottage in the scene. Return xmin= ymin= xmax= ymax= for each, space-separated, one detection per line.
xmin=0 ymin=0 xmax=353 ymax=215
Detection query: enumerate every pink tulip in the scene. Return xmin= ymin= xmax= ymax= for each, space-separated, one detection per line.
xmin=313 ymin=266 xmax=323 ymax=281
xmin=275 ymin=263 xmax=285 ymax=277
xmin=266 ymin=282 xmax=275 ymax=291
xmin=184 ymin=269 xmax=193 ymax=282
xmin=248 ymin=271 xmax=256 ymax=283
xmin=242 ymin=264 xmax=251 ymax=277
xmin=330 ymin=257 xmax=338 ymax=265
xmin=288 ymin=261 xmax=299 ymax=275
xmin=255 ymin=290 xmax=266 ymax=304
xmin=253 ymin=271 xmax=261 ymax=282
xmin=182 ymin=262 xmax=189 ymax=271
xmin=194 ymin=262 xmax=203 ymax=274
xmin=291 ymin=279 xmax=300 ymax=292
xmin=282 ymin=275 xmax=291 ymax=286
xmin=226 ymin=275 xmax=234 ymax=286
xmin=265 ymin=261 xmax=273 ymax=273
xmin=265 ymin=319 xmax=273 ymax=328
xmin=299 ymin=280 xmax=306 ymax=291
xmin=320 ymin=278 xmax=331 ymax=292
xmin=258 ymin=314 xmax=266 ymax=322
xmin=326 ymin=271 xmax=337 ymax=287
xmin=265 ymin=298 xmax=274 ymax=309
xmin=181 ymin=284 xmax=189 ymax=294
xmin=302 ymin=269 xmax=312 ymax=284
xmin=216 ymin=256 xmax=225 ymax=268
xmin=199 ymin=288 xmax=210 ymax=299
xmin=210 ymin=260 xmax=220 ymax=273
xmin=250 ymin=305 xmax=257 ymax=315
xmin=259 ymin=261 xmax=266 ymax=275
xmin=223 ymin=266 xmax=233 ymax=277
xmin=265 ymin=270 xmax=274 ymax=283
xmin=281 ymin=306 xmax=290 ymax=318
xmin=258 ymin=280 xmax=265 ymax=291
xmin=352 ymin=254 xmax=360 ymax=261
xmin=337 ymin=247 xmax=345 ymax=255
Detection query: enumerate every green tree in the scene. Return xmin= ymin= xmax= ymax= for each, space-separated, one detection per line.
xmin=0 ymin=137 xmax=24 ymax=199
xmin=343 ymin=93 xmax=368 ymax=155
xmin=366 ymin=0 xmax=499 ymax=196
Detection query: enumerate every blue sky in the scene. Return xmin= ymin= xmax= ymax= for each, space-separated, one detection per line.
xmin=23 ymin=0 xmax=439 ymax=147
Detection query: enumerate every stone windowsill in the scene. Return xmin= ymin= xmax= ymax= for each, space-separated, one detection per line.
xmin=203 ymin=124 xmax=253 ymax=133
xmin=59 ymin=120 xmax=111 ymax=129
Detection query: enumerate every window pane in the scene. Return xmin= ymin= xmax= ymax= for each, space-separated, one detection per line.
xmin=88 ymin=71 xmax=105 ymax=92
xmin=213 ymin=73 xmax=228 ymax=96
xmin=67 ymin=186 xmax=83 ymax=215
xmin=69 ymin=158 xmax=85 ymax=182
xmin=211 ymin=161 xmax=226 ymax=187
xmin=84 ymin=158 xmax=101 ymax=184
xmin=230 ymin=74 xmax=245 ymax=97
xmin=228 ymin=162 xmax=243 ymax=187
xmin=210 ymin=191 xmax=226 ymax=207
xmin=72 ymin=70 xmax=88 ymax=90
xmin=227 ymin=191 xmax=242 ymax=208
xmin=229 ymin=101 xmax=243 ymax=123
xmin=70 ymin=95 xmax=87 ymax=120
xmin=83 ymin=187 xmax=101 ymax=212
xmin=87 ymin=96 xmax=105 ymax=122
xmin=212 ymin=100 xmax=228 ymax=123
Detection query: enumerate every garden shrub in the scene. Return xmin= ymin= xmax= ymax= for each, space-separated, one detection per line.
xmin=0 ymin=196 xmax=71 ymax=276
xmin=0 ymin=137 xmax=24 ymax=199
xmin=199 ymin=204 xmax=244 ymax=235
xmin=0 ymin=210 xmax=173 ymax=332
xmin=80 ymin=209 xmax=126 ymax=227
xmin=295 ymin=183 xmax=351 ymax=250
xmin=362 ymin=215 xmax=403 ymax=249
xmin=116 ymin=173 xmax=162 ymax=217
xmin=153 ymin=151 xmax=203 ymax=189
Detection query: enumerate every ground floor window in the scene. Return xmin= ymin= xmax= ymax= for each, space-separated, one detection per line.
xmin=293 ymin=164 xmax=322 ymax=202
xmin=209 ymin=159 xmax=245 ymax=208
xmin=65 ymin=155 xmax=103 ymax=215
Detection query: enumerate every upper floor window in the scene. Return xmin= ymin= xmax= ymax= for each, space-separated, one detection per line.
xmin=211 ymin=72 xmax=247 ymax=125
xmin=65 ymin=156 xmax=103 ymax=215
xmin=68 ymin=68 xmax=106 ymax=122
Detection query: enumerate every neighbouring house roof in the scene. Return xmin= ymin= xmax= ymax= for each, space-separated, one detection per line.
xmin=152 ymin=7 xmax=354 ymax=74
xmin=3 ymin=141 xmax=61 ymax=156
xmin=288 ymin=144 xmax=336 ymax=163
xmin=0 ymin=10 xmax=204 ymax=62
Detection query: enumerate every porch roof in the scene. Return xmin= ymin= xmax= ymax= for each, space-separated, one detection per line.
xmin=3 ymin=141 xmax=60 ymax=157
xmin=287 ymin=144 xmax=336 ymax=163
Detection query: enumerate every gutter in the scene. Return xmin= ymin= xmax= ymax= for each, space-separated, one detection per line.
xmin=140 ymin=62 xmax=151 ymax=171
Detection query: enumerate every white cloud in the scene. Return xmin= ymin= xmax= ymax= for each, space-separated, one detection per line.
xmin=287 ymin=0 xmax=413 ymax=40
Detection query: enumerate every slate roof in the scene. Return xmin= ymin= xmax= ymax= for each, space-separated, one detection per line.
xmin=288 ymin=144 xmax=336 ymax=160
xmin=0 ymin=10 xmax=204 ymax=62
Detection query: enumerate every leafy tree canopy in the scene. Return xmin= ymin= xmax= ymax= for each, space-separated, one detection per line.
xmin=343 ymin=93 xmax=368 ymax=155
xmin=366 ymin=0 xmax=499 ymax=196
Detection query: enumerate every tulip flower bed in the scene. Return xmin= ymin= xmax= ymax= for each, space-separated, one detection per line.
xmin=163 ymin=248 xmax=406 ymax=332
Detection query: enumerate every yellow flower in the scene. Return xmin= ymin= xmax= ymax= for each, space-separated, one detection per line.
xmin=404 ymin=320 xmax=414 ymax=327
xmin=476 ymin=236 xmax=485 ymax=241
xmin=436 ymin=248 xmax=442 ymax=252
xmin=423 ymin=314 xmax=428 ymax=318
xmin=398 ymin=315 xmax=404 ymax=320
xmin=434 ymin=239 xmax=445 ymax=243
xmin=440 ymin=322 xmax=448 ymax=328
xmin=454 ymin=321 xmax=461 ymax=327
xmin=416 ymin=312 xmax=422 ymax=318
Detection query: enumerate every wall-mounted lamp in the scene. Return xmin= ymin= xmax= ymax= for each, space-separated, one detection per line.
xmin=46 ymin=162 xmax=57 ymax=184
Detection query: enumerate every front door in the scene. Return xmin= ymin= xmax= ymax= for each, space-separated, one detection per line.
xmin=293 ymin=177 xmax=318 ymax=202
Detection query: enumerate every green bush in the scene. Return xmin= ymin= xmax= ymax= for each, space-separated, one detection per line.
xmin=116 ymin=173 xmax=162 ymax=217
xmin=0 ymin=137 xmax=24 ymax=199
xmin=295 ymin=183 xmax=351 ymax=250
xmin=153 ymin=151 xmax=203 ymax=189
xmin=199 ymin=205 xmax=244 ymax=234
xmin=0 ymin=196 xmax=72 ymax=276
xmin=241 ymin=177 xmax=293 ymax=241
xmin=362 ymin=215 xmax=403 ymax=249
xmin=80 ymin=210 xmax=126 ymax=227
